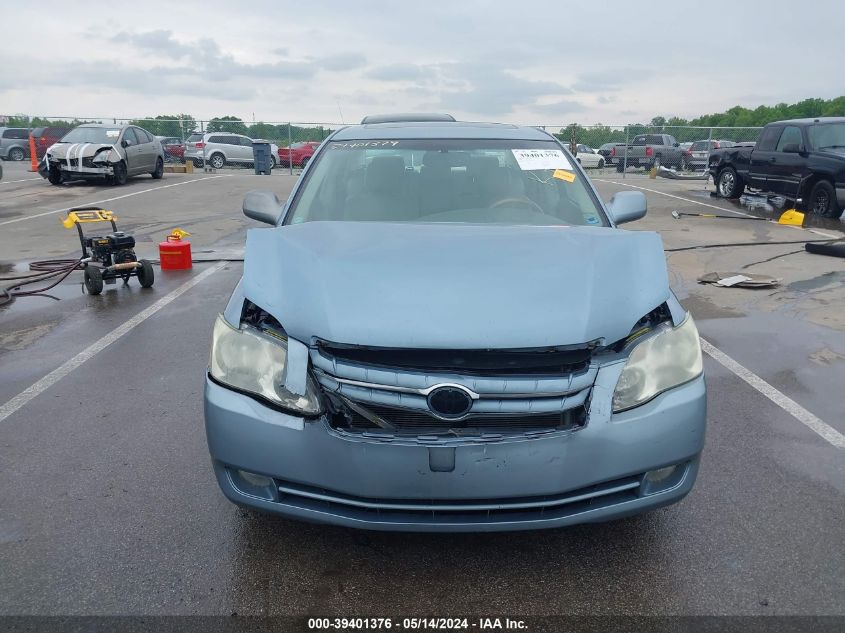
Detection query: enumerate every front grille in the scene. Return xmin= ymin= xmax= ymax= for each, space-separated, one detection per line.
xmin=316 ymin=340 xmax=592 ymax=376
xmin=333 ymin=402 xmax=587 ymax=436
xmin=313 ymin=341 xmax=596 ymax=439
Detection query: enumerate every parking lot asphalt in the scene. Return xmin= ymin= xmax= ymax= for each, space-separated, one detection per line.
xmin=1 ymin=161 xmax=843 ymax=616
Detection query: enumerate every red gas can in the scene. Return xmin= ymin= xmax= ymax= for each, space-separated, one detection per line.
xmin=159 ymin=229 xmax=192 ymax=270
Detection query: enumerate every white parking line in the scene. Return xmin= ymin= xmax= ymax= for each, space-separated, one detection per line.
xmin=0 ymin=177 xmax=43 ymax=185
xmin=0 ymin=175 xmax=231 ymax=227
xmin=594 ymin=178 xmax=841 ymax=239
xmin=701 ymin=338 xmax=845 ymax=449
xmin=0 ymin=263 xmax=226 ymax=425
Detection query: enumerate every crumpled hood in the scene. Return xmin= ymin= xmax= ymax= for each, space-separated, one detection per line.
xmin=242 ymin=222 xmax=670 ymax=348
xmin=48 ymin=142 xmax=122 ymax=160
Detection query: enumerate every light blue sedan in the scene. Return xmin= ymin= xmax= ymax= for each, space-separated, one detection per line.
xmin=204 ymin=113 xmax=706 ymax=531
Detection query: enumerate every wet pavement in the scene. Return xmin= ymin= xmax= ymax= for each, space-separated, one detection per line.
xmin=1 ymin=166 xmax=843 ymax=616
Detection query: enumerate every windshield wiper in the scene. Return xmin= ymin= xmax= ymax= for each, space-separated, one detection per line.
xmin=818 ymin=145 xmax=845 ymax=149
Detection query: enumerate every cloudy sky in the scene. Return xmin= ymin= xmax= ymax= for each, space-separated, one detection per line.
xmin=1 ymin=0 xmax=842 ymax=126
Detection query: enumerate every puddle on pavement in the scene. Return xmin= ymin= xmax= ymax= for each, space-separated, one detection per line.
xmin=0 ymin=262 xmax=87 ymax=314
xmin=787 ymin=271 xmax=845 ymax=292
xmin=681 ymin=294 xmax=745 ymax=319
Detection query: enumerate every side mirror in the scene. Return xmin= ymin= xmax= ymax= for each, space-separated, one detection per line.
xmin=673 ymin=142 xmax=680 ymax=147
xmin=121 ymin=139 xmax=129 ymax=148
xmin=781 ymin=143 xmax=802 ymax=154
xmin=607 ymin=190 xmax=647 ymax=225
xmin=243 ymin=190 xmax=284 ymax=225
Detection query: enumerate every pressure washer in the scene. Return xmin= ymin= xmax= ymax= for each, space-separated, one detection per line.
xmin=62 ymin=207 xmax=154 ymax=295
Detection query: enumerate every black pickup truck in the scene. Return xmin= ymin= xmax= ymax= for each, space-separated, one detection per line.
xmin=709 ymin=117 xmax=845 ymax=218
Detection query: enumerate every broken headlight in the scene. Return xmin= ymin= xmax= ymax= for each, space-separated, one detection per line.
xmin=92 ymin=149 xmax=115 ymax=163
xmin=209 ymin=314 xmax=322 ymax=415
xmin=612 ymin=314 xmax=703 ymax=413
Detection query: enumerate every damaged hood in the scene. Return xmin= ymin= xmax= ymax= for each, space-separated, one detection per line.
xmin=47 ymin=142 xmax=123 ymax=161
xmin=243 ymin=222 xmax=670 ymax=349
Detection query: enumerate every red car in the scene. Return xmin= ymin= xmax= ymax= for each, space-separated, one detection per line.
xmin=31 ymin=127 xmax=73 ymax=160
xmin=158 ymin=137 xmax=186 ymax=162
xmin=278 ymin=141 xmax=320 ymax=168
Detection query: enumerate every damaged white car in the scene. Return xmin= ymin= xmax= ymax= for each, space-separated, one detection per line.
xmin=42 ymin=124 xmax=164 ymax=186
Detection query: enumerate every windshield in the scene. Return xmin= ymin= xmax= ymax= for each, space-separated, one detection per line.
xmin=60 ymin=127 xmax=122 ymax=144
xmin=286 ymin=139 xmax=608 ymax=227
xmin=808 ymin=123 xmax=845 ymax=150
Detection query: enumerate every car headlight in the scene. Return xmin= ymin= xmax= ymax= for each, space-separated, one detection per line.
xmin=209 ymin=314 xmax=322 ymax=415
xmin=92 ymin=150 xmax=113 ymax=163
xmin=612 ymin=315 xmax=703 ymax=413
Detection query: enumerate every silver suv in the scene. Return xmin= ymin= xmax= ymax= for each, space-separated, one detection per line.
xmin=0 ymin=127 xmax=31 ymax=161
xmin=185 ymin=133 xmax=279 ymax=169
xmin=689 ymin=139 xmax=735 ymax=169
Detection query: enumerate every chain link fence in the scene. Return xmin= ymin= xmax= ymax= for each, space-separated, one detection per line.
xmin=4 ymin=114 xmax=763 ymax=179
xmin=543 ymin=124 xmax=762 ymax=177
xmin=122 ymin=118 xmax=339 ymax=173
xmin=1 ymin=115 xmax=340 ymax=174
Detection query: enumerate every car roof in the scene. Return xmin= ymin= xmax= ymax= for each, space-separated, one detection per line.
xmin=769 ymin=117 xmax=845 ymax=126
xmin=77 ymin=123 xmax=125 ymax=128
xmin=331 ymin=121 xmax=553 ymax=141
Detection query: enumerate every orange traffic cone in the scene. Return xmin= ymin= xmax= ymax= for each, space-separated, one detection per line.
xmin=28 ymin=134 xmax=38 ymax=172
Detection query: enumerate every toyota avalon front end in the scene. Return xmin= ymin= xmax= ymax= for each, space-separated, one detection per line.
xmin=203 ymin=114 xmax=706 ymax=532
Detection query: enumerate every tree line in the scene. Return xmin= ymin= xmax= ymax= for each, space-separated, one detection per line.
xmin=555 ymin=96 xmax=845 ymax=148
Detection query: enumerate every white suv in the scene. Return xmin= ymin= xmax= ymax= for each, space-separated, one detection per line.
xmin=185 ymin=133 xmax=279 ymax=169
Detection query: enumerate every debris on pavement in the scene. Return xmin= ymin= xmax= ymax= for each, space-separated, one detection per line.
xmin=698 ymin=272 xmax=780 ymax=288
xmin=656 ymin=166 xmax=709 ymax=180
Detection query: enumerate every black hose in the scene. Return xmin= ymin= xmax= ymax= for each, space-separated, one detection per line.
xmin=0 ymin=258 xmax=84 ymax=307
xmin=665 ymin=238 xmax=840 ymax=252
xmin=29 ymin=259 xmax=85 ymax=272
xmin=0 ymin=257 xmax=243 ymax=307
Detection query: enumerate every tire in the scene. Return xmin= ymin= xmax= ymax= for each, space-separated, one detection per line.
xmin=652 ymin=155 xmax=662 ymax=169
xmin=137 ymin=259 xmax=155 ymax=288
xmin=597 ymin=158 xmax=605 ymax=169
xmin=808 ymin=180 xmax=842 ymax=218
xmin=616 ymin=162 xmax=624 ymax=173
xmin=678 ymin=155 xmax=688 ymax=171
xmin=151 ymin=157 xmax=164 ymax=179
xmin=112 ymin=160 xmax=128 ymax=186
xmin=84 ymin=266 xmax=104 ymax=295
xmin=47 ymin=166 xmax=64 ymax=186
xmin=192 ymin=158 xmax=203 ymax=168
xmin=301 ymin=156 xmax=310 ymax=169
xmin=8 ymin=147 xmax=25 ymax=161
xmin=209 ymin=153 xmax=225 ymax=169
xmin=806 ymin=241 xmax=845 ymax=258
xmin=270 ymin=154 xmax=277 ymax=169
xmin=716 ymin=167 xmax=745 ymax=198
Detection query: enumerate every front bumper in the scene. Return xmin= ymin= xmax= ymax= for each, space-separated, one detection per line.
xmin=204 ymin=369 xmax=706 ymax=532
xmin=48 ymin=158 xmax=113 ymax=177
xmin=59 ymin=164 xmax=113 ymax=176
